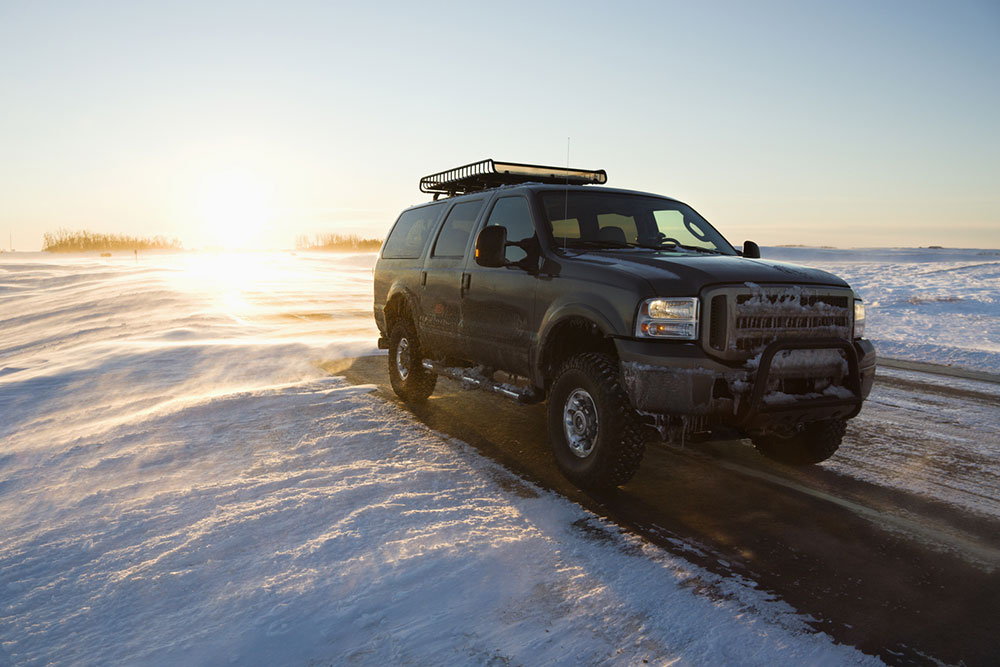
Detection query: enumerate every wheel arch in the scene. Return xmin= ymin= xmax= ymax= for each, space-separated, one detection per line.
xmin=537 ymin=305 xmax=621 ymax=389
xmin=383 ymin=284 xmax=420 ymax=335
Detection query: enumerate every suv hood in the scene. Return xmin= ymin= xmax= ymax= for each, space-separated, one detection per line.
xmin=568 ymin=251 xmax=851 ymax=294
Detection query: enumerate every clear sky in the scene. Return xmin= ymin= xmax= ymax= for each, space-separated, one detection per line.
xmin=1 ymin=0 xmax=997 ymax=251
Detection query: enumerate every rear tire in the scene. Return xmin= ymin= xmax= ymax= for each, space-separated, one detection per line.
xmin=388 ymin=319 xmax=436 ymax=403
xmin=752 ymin=418 xmax=845 ymax=465
xmin=547 ymin=353 xmax=645 ymax=489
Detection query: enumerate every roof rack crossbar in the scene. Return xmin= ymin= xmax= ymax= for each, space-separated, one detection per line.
xmin=419 ymin=159 xmax=607 ymax=196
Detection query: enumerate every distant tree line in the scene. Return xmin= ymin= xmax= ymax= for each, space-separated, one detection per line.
xmin=43 ymin=229 xmax=183 ymax=253
xmin=295 ymin=233 xmax=381 ymax=251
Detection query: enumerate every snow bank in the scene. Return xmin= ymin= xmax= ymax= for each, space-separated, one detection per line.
xmin=0 ymin=252 xmax=878 ymax=665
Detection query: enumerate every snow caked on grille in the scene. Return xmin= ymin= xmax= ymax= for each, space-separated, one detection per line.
xmin=706 ymin=283 xmax=851 ymax=359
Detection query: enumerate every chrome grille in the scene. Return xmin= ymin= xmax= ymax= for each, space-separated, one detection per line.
xmin=703 ymin=285 xmax=852 ymax=360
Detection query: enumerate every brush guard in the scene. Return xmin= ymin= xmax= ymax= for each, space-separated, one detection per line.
xmin=735 ymin=338 xmax=863 ymax=430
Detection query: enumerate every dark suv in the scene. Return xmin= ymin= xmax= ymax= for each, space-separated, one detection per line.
xmin=373 ymin=160 xmax=876 ymax=489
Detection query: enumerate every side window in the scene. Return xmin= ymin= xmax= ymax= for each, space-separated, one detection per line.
xmin=485 ymin=197 xmax=535 ymax=263
xmin=382 ymin=205 xmax=443 ymax=259
xmin=432 ymin=200 xmax=483 ymax=258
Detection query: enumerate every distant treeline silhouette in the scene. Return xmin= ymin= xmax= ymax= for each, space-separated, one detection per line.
xmin=295 ymin=233 xmax=381 ymax=251
xmin=43 ymin=229 xmax=183 ymax=253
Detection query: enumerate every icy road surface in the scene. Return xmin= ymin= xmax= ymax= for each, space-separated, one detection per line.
xmin=339 ymin=354 xmax=1000 ymax=667
xmin=1 ymin=249 xmax=997 ymax=665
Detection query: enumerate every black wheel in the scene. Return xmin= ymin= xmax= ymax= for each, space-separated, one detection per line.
xmin=751 ymin=418 xmax=846 ymax=465
xmin=547 ymin=353 xmax=646 ymax=489
xmin=388 ymin=319 xmax=436 ymax=403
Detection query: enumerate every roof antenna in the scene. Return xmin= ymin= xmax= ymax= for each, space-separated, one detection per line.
xmin=563 ymin=137 xmax=570 ymax=248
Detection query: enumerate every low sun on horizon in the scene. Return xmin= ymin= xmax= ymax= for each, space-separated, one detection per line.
xmin=192 ymin=171 xmax=280 ymax=250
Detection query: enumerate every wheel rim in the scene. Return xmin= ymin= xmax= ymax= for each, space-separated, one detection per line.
xmin=396 ymin=336 xmax=411 ymax=381
xmin=563 ymin=388 xmax=599 ymax=458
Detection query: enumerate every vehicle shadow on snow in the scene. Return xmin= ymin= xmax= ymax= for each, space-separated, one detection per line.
xmin=333 ymin=354 xmax=1000 ymax=667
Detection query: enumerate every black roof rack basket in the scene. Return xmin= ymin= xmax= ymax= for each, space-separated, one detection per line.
xmin=419 ymin=159 xmax=607 ymax=197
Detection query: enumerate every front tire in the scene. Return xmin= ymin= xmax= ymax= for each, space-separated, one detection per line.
xmin=547 ymin=353 xmax=645 ymax=489
xmin=751 ymin=418 xmax=846 ymax=465
xmin=388 ymin=319 xmax=436 ymax=403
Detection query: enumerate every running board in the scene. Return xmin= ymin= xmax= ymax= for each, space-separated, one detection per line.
xmin=421 ymin=360 xmax=540 ymax=404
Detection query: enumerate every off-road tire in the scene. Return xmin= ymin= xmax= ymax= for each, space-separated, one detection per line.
xmin=547 ymin=353 xmax=645 ymax=489
xmin=388 ymin=319 xmax=436 ymax=403
xmin=752 ymin=418 xmax=846 ymax=465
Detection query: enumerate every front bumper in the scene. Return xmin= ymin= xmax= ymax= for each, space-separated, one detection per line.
xmin=616 ymin=337 xmax=876 ymax=426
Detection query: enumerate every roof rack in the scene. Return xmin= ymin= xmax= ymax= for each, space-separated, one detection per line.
xmin=419 ymin=159 xmax=607 ymax=198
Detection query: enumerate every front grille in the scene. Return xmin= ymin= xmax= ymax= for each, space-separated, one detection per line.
xmin=703 ymin=285 xmax=852 ymax=360
xmin=709 ymin=295 xmax=727 ymax=350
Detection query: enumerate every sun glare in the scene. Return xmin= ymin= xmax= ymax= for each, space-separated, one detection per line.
xmin=194 ymin=172 xmax=278 ymax=250
xmin=169 ymin=252 xmax=285 ymax=326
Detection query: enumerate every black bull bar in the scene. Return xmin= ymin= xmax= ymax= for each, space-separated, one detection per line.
xmin=734 ymin=338 xmax=864 ymax=429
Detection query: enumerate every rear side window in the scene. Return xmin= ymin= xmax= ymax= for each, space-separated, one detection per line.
xmin=432 ymin=200 xmax=484 ymax=258
xmin=382 ymin=205 xmax=443 ymax=259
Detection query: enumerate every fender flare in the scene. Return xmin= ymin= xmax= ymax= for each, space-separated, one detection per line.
xmin=535 ymin=297 xmax=629 ymax=384
xmin=538 ymin=302 xmax=618 ymax=343
xmin=383 ymin=282 xmax=422 ymax=331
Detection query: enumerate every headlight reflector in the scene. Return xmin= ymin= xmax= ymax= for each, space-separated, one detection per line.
xmin=636 ymin=297 xmax=700 ymax=340
xmin=854 ymin=300 xmax=866 ymax=338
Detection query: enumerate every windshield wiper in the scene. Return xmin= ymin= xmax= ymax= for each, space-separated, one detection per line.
xmin=625 ymin=241 xmax=724 ymax=254
xmin=672 ymin=243 xmax=724 ymax=254
xmin=561 ymin=240 xmax=630 ymax=249
xmin=561 ymin=240 xmax=725 ymax=255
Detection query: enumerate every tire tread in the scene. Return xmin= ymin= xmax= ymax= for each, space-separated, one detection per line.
xmin=388 ymin=319 xmax=436 ymax=402
xmin=752 ymin=418 xmax=845 ymax=465
xmin=548 ymin=352 xmax=645 ymax=489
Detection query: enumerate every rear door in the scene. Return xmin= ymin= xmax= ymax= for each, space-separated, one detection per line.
xmin=374 ymin=203 xmax=445 ymax=331
xmin=419 ymin=198 xmax=485 ymax=358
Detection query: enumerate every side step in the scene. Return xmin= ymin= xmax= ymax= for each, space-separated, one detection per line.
xmin=420 ymin=360 xmax=541 ymax=404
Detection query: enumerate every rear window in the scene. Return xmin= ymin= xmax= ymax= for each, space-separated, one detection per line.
xmin=381 ymin=205 xmax=444 ymax=259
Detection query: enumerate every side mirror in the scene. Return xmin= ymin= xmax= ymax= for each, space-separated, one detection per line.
xmin=475 ymin=226 xmax=507 ymax=267
xmin=742 ymin=240 xmax=761 ymax=259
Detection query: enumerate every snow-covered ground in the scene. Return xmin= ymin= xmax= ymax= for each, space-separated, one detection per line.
xmin=1 ymin=248 xmax=996 ymax=665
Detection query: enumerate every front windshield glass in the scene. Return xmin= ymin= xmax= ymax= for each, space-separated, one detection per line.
xmin=539 ymin=191 xmax=737 ymax=255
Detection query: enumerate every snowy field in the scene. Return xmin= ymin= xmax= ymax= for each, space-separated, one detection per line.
xmin=1 ymin=248 xmax=997 ymax=665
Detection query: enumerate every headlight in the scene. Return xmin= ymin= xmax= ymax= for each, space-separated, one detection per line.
xmin=636 ymin=297 xmax=700 ymax=340
xmin=854 ymin=300 xmax=866 ymax=338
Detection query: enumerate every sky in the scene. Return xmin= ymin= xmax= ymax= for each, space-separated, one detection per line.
xmin=1 ymin=0 xmax=998 ymax=251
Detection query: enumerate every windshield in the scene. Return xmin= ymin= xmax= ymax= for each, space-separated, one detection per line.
xmin=539 ymin=191 xmax=737 ymax=255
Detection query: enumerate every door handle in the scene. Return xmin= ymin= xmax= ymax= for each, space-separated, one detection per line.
xmin=421 ymin=271 xmax=427 ymax=286
xmin=461 ymin=272 xmax=471 ymax=294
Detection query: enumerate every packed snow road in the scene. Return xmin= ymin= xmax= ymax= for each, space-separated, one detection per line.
xmin=339 ymin=355 xmax=1000 ymax=666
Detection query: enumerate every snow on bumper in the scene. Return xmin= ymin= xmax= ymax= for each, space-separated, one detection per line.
xmin=616 ymin=338 xmax=876 ymax=419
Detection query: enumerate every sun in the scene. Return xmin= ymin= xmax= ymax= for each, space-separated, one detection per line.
xmin=194 ymin=171 xmax=278 ymax=249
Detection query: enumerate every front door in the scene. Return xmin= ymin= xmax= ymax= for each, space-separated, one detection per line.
xmin=461 ymin=195 xmax=539 ymax=376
